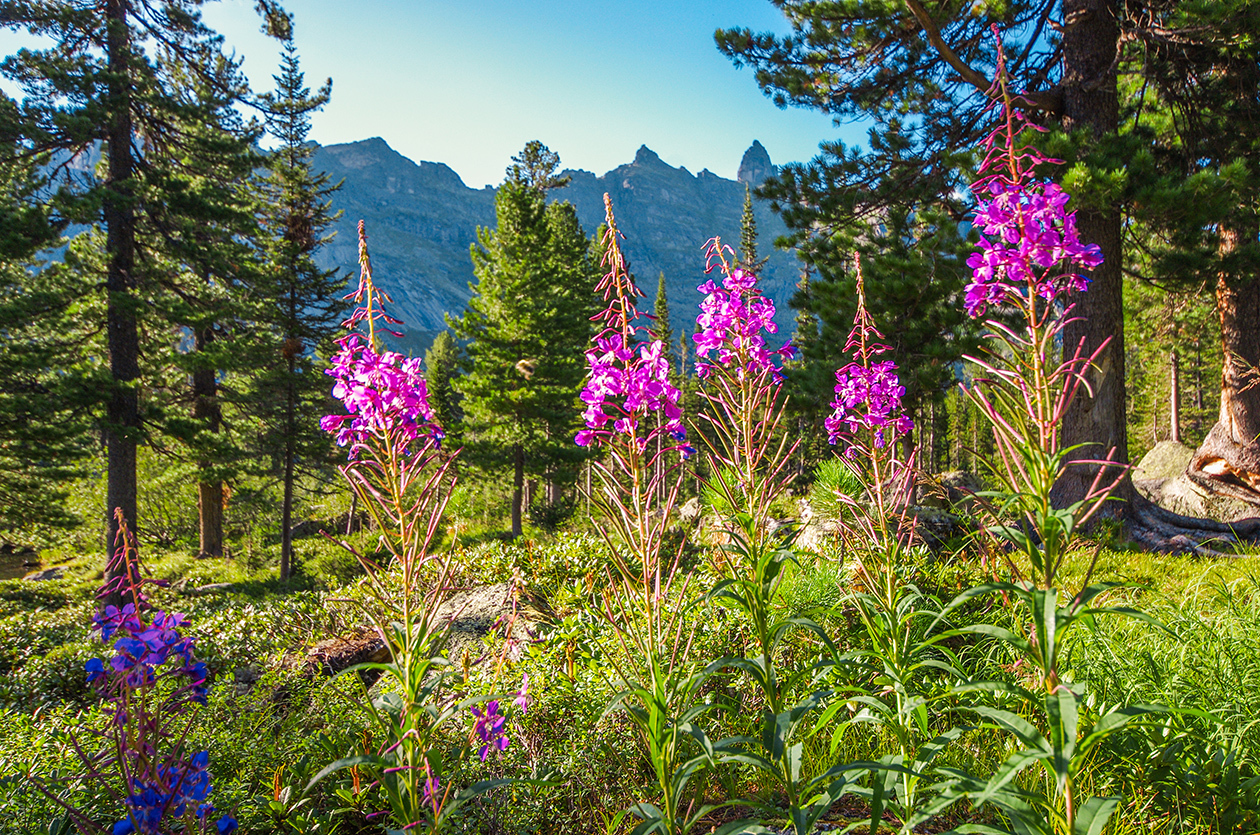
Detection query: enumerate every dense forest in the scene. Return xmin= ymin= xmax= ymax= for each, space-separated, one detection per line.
xmin=1 ymin=2 xmax=1259 ymax=834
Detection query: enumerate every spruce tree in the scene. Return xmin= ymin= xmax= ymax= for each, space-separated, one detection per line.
xmin=0 ymin=0 xmax=276 ymax=568
xmin=249 ymin=32 xmax=346 ymax=578
xmin=651 ymin=271 xmax=678 ymax=376
xmin=450 ymin=144 xmax=595 ymax=537
xmin=424 ymin=329 xmax=464 ymax=448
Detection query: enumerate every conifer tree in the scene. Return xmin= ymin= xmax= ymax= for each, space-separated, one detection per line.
xmin=718 ymin=1 xmax=1134 ymax=506
xmin=1127 ymin=0 xmax=1260 ymax=506
xmin=0 ymin=139 xmax=96 ymax=535
xmin=651 ymin=271 xmax=678 ymax=376
xmin=450 ymin=143 xmax=595 ymax=537
xmin=249 ymin=31 xmax=346 ymax=578
xmin=425 ymin=329 xmax=464 ymax=448
xmin=0 ymin=0 xmax=279 ymax=567
xmin=145 ymin=63 xmax=267 ymax=560
xmin=739 ymin=184 xmax=768 ymax=273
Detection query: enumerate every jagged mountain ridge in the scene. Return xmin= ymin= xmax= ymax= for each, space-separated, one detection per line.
xmin=312 ymin=138 xmax=800 ymax=351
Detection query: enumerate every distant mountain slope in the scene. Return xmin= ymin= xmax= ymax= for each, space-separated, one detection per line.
xmin=312 ymin=137 xmax=800 ymax=352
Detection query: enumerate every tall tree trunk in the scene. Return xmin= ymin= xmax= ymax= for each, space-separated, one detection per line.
xmin=1187 ymin=226 xmax=1260 ymax=503
xmin=279 ymin=278 xmax=300 ymax=580
xmin=104 ymin=0 xmax=139 ymax=583
xmin=193 ymin=327 xmax=223 ymax=559
xmin=511 ymin=442 xmax=524 ymax=538
xmin=1170 ymin=350 xmax=1182 ymax=444
xmin=1052 ymin=0 xmax=1130 ymax=512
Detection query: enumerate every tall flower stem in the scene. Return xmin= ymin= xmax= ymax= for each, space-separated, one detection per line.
xmin=576 ymin=196 xmax=707 ymax=835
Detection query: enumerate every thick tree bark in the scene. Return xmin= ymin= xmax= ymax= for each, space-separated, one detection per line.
xmin=511 ymin=442 xmax=524 ymax=538
xmin=104 ymin=0 xmax=139 ymax=580
xmin=193 ymin=327 xmax=223 ymax=559
xmin=1187 ymin=227 xmax=1260 ymax=505
xmin=1052 ymin=0 xmax=1130 ymax=512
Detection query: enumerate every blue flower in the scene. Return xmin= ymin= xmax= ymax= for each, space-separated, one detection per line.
xmin=216 ymin=814 xmax=238 ymax=834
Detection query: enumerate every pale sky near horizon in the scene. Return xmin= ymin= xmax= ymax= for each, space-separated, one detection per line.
xmin=0 ymin=0 xmax=867 ymax=190
xmin=199 ymin=0 xmax=866 ymax=188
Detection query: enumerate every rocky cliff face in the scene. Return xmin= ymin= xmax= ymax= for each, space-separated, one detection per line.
xmin=313 ymin=137 xmax=799 ymax=352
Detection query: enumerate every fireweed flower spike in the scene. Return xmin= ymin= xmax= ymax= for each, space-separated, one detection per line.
xmin=963 ymin=34 xmax=1102 ymax=320
xmin=577 ymin=196 xmax=708 ymax=835
xmin=322 ymin=221 xmax=444 ymax=454
xmin=825 ymin=255 xmax=913 ymax=451
xmin=693 ymin=239 xmax=795 ymax=380
xmin=316 ymin=222 xmax=526 ymax=833
xmin=575 ymin=196 xmax=687 ymax=454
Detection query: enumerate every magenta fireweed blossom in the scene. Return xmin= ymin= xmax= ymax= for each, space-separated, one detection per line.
xmin=320 ymin=332 xmax=443 ymax=452
xmin=963 ymin=48 xmax=1102 ymax=319
xmin=825 ymin=255 xmax=913 ymax=450
xmin=826 ymin=360 xmax=914 ymax=449
xmin=693 ymin=239 xmax=795 ymax=380
xmin=576 ymin=332 xmax=684 ymax=450
xmin=576 ymin=197 xmax=689 ymax=455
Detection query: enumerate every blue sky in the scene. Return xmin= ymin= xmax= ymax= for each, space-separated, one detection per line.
xmin=188 ymin=0 xmax=863 ymax=188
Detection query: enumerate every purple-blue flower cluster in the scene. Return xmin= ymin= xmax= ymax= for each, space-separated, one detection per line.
xmin=320 ymin=332 xmax=443 ymax=451
xmin=88 ymin=606 xmax=206 ymax=695
xmin=81 ymin=515 xmax=236 ymax=835
xmin=576 ymin=333 xmax=685 ymax=450
xmin=112 ymin=750 xmax=236 ymax=835
xmin=693 ymin=241 xmax=795 ymax=380
xmin=471 ymin=700 xmax=510 ymax=761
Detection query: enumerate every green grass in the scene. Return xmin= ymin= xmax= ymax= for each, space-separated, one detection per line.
xmin=1 ymin=524 xmax=1257 ymax=834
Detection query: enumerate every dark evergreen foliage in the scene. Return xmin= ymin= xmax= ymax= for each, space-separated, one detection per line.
xmin=449 ymin=145 xmax=597 ymax=538
xmin=248 ymin=33 xmax=347 ymax=577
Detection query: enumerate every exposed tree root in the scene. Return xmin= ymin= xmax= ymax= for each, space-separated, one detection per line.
xmin=1126 ymin=490 xmax=1260 ymax=556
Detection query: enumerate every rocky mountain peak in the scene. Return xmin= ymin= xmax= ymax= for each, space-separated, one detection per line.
xmin=737 ymin=140 xmax=776 ymax=186
xmin=633 ymin=145 xmax=665 ymax=166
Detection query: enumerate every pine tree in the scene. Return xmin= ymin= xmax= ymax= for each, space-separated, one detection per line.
xmin=717 ymin=1 xmax=1134 ymax=506
xmin=0 ymin=0 xmax=278 ymax=568
xmin=143 ymin=62 xmax=268 ymax=560
xmin=249 ymin=32 xmax=346 ymax=578
xmin=1125 ymin=0 xmax=1260 ymax=505
xmin=450 ymin=144 xmax=595 ymax=537
xmin=0 ymin=138 xmax=96 ymax=535
xmin=651 ymin=271 xmax=678 ymax=376
xmin=425 ymin=329 xmax=464 ymax=447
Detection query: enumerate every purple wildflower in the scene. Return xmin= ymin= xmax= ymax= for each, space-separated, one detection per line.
xmin=693 ymin=239 xmax=795 ymax=381
xmin=514 ymin=673 xmax=529 ymax=713
xmin=825 ymin=255 xmax=913 ymax=450
xmin=576 ymin=332 xmax=684 ymax=450
xmin=320 ymin=332 xmax=443 ymax=452
xmin=576 ymin=198 xmax=688 ymax=454
xmin=963 ymin=35 xmax=1103 ymax=318
xmin=826 ymin=360 xmax=914 ymax=449
xmin=471 ymin=700 xmax=510 ymax=761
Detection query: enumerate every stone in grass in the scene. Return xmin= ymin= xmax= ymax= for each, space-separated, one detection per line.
xmin=281 ymin=583 xmax=554 ymax=685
